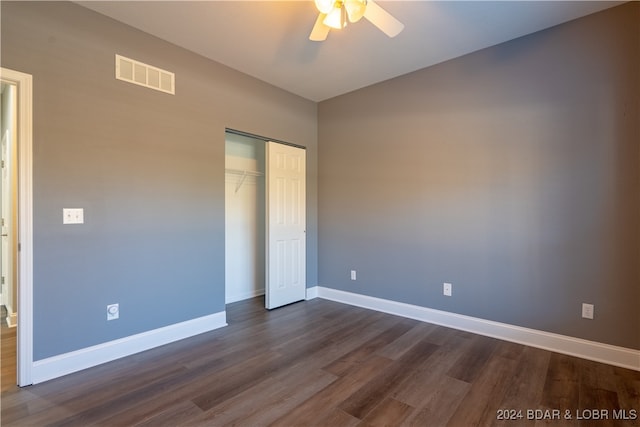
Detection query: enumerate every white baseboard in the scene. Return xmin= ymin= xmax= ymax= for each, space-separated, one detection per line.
xmin=7 ymin=312 xmax=17 ymax=328
xmin=32 ymin=311 xmax=227 ymax=384
xmin=226 ymin=288 xmax=265 ymax=304
xmin=4 ymin=303 xmax=17 ymax=328
xmin=305 ymin=286 xmax=318 ymax=300
xmin=314 ymin=286 xmax=640 ymax=371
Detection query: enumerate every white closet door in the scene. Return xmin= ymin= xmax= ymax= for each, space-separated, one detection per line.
xmin=265 ymin=142 xmax=306 ymax=309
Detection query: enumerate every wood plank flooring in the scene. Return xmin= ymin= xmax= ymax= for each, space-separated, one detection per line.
xmin=1 ymin=305 xmax=17 ymax=393
xmin=1 ymin=297 xmax=639 ymax=426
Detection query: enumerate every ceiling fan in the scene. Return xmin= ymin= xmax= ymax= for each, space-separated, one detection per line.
xmin=309 ymin=0 xmax=404 ymax=41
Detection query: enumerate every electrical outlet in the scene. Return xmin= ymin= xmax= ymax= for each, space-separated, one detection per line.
xmin=582 ymin=303 xmax=594 ymax=319
xmin=351 ymin=270 xmax=357 ymax=281
xmin=107 ymin=303 xmax=119 ymax=321
xmin=63 ymin=208 xmax=84 ymax=224
xmin=443 ymin=282 xmax=452 ymax=296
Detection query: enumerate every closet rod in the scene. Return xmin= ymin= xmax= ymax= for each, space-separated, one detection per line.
xmin=225 ymin=128 xmax=306 ymax=150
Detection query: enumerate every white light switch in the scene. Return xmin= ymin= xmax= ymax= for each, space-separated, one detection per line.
xmin=582 ymin=303 xmax=594 ymax=319
xmin=63 ymin=208 xmax=84 ymax=224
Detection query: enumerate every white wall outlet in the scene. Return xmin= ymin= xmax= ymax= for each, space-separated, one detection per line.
xmin=582 ymin=303 xmax=594 ymax=319
xmin=107 ymin=303 xmax=119 ymax=321
xmin=443 ymin=282 xmax=452 ymax=296
xmin=351 ymin=270 xmax=357 ymax=281
xmin=63 ymin=208 xmax=84 ymax=224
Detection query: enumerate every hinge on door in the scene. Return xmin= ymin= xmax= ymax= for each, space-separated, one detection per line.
xmin=1 ymin=277 xmax=4 ymax=285
xmin=1 ymin=218 xmax=4 ymax=226
xmin=1 ymin=160 xmax=4 ymax=168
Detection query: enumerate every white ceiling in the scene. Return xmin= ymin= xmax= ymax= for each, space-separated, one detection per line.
xmin=77 ymin=1 xmax=624 ymax=102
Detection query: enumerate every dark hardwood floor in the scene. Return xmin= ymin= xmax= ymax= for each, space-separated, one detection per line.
xmin=1 ymin=297 xmax=639 ymax=426
xmin=1 ymin=305 xmax=17 ymax=393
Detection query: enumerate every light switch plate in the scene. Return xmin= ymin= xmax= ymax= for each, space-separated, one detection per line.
xmin=63 ymin=208 xmax=84 ymax=224
xmin=582 ymin=303 xmax=594 ymax=319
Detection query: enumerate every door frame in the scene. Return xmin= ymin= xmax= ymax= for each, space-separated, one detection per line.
xmin=0 ymin=67 xmax=34 ymax=387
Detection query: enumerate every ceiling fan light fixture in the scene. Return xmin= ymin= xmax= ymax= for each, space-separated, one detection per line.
xmin=309 ymin=0 xmax=403 ymax=41
xmin=323 ymin=5 xmax=347 ymax=30
xmin=345 ymin=0 xmax=367 ymax=23
xmin=314 ymin=0 xmax=334 ymax=14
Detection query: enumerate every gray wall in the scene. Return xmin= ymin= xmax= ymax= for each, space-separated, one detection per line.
xmin=1 ymin=0 xmax=637 ymax=361
xmin=318 ymin=2 xmax=639 ymax=349
xmin=1 ymin=1 xmax=318 ymax=360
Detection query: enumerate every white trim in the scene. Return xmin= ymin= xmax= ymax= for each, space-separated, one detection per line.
xmin=305 ymin=286 xmax=318 ymax=300
xmin=3 ymin=303 xmax=18 ymax=328
xmin=316 ymin=286 xmax=640 ymax=372
xmin=32 ymin=311 xmax=227 ymax=384
xmin=226 ymin=289 xmax=265 ymax=304
xmin=6 ymin=311 xmax=17 ymax=328
xmin=0 ymin=68 xmax=34 ymax=386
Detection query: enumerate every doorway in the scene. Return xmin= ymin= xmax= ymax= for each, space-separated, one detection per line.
xmin=224 ymin=132 xmax=266 ymax=304
xmin=1 ymin=81 xmax=18 ymax=391
xmin=1 ymin=82 xmax=18 ymax=329
xmin=224 ymin=130 xmax=306 ymax=311
xmin=0 ymin=67 xmax=33 ymax=387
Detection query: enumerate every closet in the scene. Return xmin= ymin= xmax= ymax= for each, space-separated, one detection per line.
xmin=225 ymin=130 xmax=307 ymax=308
xmin=224 ymin=131 xmax=265 ymax=304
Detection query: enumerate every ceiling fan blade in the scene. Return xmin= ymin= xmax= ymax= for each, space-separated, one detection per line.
xmin=309 ymin=13 xmax=331 ymax=41
xmin=363 ymin=0 xmax=404 ymax=38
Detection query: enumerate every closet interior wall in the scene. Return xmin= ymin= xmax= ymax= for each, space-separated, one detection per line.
xmin=225 ymin=132 xmax=266 ymax=304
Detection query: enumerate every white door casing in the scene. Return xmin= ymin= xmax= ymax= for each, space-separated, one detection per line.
xmin=265 ymin=142 xmax=306 ymax=309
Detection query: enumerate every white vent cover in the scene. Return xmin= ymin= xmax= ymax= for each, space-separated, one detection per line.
xmin=115 ymin=54 xmax=175 ymax=95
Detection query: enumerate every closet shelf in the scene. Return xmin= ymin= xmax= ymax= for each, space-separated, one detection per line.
xmin=225 ymin=168 xmax=264 ymax=193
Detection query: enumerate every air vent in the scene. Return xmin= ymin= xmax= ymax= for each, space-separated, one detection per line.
xmin=115 ymin=54 xmax=175 ymax=95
